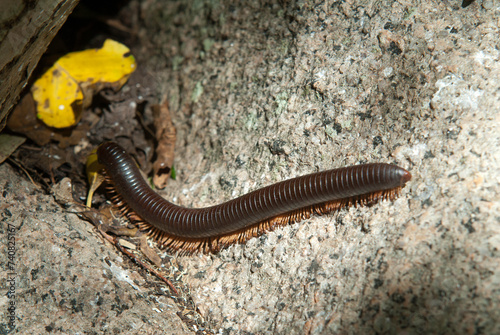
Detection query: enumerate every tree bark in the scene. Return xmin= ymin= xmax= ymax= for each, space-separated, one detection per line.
xmin=0 ymin=0 xmax=79 ymax=131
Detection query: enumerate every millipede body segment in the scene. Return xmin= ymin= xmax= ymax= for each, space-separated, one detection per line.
xmin=96 ymin=142 xmax=411 ymax=254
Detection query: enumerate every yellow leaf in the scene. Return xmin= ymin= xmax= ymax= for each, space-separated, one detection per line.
xmin=85 ymin=147 xmax=105 ymax=207
xmin=57 ymin=39 xmax=136 ymax=89
xmin=31 ymin=67 xmax=83 ymax=128
xmin=31 ymin=39 xmax=136 ymax=128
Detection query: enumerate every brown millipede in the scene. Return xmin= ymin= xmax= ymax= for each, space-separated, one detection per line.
xmin=96 ymin=142 xmax=411 ymax=254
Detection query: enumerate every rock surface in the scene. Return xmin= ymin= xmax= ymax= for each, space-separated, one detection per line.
xmin=140 ymin=0 xmax=499 ymax=333
xmin=0 ymin=164 xmax=190 ymax=333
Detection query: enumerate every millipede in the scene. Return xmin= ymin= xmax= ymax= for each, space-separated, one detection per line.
xmin=95 ymin=141 xmax=411 ymax=254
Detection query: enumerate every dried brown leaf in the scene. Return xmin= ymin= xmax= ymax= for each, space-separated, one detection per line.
xmin=7 ymin=94 xmax=88 ymax=148
xmin=152 ymin=101 xmax=176 ymax=189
